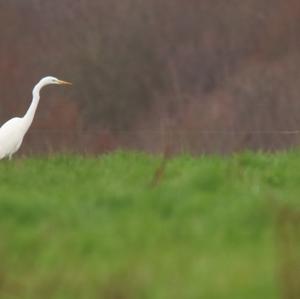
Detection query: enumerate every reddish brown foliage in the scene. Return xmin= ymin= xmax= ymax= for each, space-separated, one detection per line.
xmin=1 ymin=0 xmax=300 ymax=154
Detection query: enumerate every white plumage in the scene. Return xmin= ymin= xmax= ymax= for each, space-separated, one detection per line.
xmin=0 ymin=76 xmax=71 ymax=159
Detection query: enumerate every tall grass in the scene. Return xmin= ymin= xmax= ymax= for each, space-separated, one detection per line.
xmin=0 ymin=151 xmax=299 ymax=299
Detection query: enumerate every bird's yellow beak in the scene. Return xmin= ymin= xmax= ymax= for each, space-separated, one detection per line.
xmin=57 ymin=79 xmax=72 ymax=85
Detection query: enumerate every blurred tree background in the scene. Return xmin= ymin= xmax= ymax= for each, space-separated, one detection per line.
xmin=1 ymin=0 xmax=300 ymax=154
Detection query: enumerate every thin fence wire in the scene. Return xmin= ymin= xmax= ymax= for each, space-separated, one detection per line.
xmin=27 ymin=128 xmax=300 ymax=135
xmin=18 ymin=127 xmax=300 ymax=156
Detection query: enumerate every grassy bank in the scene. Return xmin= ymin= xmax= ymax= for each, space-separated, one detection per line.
xmin=0 ymin=151 xmax=299 ymax=299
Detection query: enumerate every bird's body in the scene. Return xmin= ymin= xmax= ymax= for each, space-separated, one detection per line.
xmin=0 ymin=117 xmax=25 ymax=159
xmin=0 ymin=76 xmax=71 ymax=160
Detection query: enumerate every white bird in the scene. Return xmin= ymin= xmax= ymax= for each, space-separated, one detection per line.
xmin=0 ymin=76 xmax=72 ymax=160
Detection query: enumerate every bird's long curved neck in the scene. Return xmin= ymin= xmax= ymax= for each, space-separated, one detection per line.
xmin=22 ymin=82 xmax=43 ymax=133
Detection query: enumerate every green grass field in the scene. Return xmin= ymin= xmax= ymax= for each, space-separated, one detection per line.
xmin=0 ymin=151 xmax=299 ymax=299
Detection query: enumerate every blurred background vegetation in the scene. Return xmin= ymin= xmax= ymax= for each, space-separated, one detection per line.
xmin=1 ymin=0 xmax=300 ymax=155
xmin=1 ymin=3 xmax=300 ymax=298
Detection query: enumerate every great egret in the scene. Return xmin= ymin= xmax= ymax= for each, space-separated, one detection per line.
xmin=0 ymin=76 xmax=72 ymax=160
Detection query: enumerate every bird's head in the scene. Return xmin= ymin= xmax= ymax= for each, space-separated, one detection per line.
xmin=39 ymin=76 xmax=72 ymax=87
